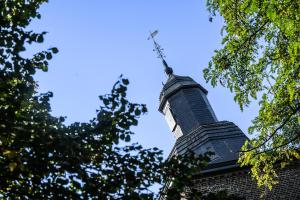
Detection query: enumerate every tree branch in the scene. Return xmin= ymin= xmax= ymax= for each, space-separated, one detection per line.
xmin=254 ymin=134 xmax=300 ymax=156
xmin=241 ymin=106 xmax=300 ymax=153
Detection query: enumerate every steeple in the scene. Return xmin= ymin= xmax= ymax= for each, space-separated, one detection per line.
xmin=148 ymin=30 xmax=218 ymax=139
xmin=149 ymin=32 xmax=248 ymax=177
xmin=157 ymin=70 xmax=247 ymax=174
xmin=156 ymin=68 xmax=248 ymax=172
xmin=147 ymin=30 xmax=250 ymax=180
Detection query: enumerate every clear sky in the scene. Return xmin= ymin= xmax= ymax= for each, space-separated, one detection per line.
xmin=30 ymin=0 xmax=259 ymax=157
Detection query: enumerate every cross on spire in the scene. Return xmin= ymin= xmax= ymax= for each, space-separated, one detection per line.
xmin=148 ymin=30 xmax=173 ymax=76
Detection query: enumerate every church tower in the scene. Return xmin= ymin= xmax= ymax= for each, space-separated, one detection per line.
xmin=159 ymin=70 xmax=248 ymax=172
xmin=148 ymin=30 xmax=248 ymax=170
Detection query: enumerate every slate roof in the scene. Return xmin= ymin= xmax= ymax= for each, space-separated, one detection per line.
xmin=168 ymin=120 xmax=248 ymax=173
xmin=159 ymin=74 xmax=208 ymax=112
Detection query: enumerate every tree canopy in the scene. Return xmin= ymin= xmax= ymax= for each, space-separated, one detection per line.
xmin=204 ymin=0 xmax=300 ymax=189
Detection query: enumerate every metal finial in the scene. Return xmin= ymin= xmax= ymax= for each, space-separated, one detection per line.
xmin=148 ymin=30 xmax=173 ymax=76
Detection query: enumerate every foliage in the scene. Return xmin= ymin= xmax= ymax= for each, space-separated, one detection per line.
xmin=204 ymin=0 xmax=300 ymax=189
xmin=159 ymin=152 xmax=210 ymax=200
xmin=0 ymin=1 xmax=242 ymax=199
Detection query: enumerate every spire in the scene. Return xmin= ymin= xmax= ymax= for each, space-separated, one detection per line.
xmin=148 ymin=30 xmax=173 ymax=76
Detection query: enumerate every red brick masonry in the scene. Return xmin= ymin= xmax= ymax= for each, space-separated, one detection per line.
xmin=192 ymin=164 xmax=300 ymax=200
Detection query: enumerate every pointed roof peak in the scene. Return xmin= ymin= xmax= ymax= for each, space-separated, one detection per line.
xmin=163 ymin=59 xmax=173 ymax=76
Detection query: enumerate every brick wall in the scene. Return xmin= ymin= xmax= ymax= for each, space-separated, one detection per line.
xmin=192 ymin=164 xmax=300 ymax=200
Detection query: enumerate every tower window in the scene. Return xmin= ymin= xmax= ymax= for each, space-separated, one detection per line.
xmin=163 ymin=102 xmax=176 ymax=131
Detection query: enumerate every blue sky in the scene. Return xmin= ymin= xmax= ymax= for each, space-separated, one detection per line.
xmin=30 ymin=0 xmax=258 ymax=157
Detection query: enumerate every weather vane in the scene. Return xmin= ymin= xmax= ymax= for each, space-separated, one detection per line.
xmin=148 ymin=30 xmax=173 ymax=76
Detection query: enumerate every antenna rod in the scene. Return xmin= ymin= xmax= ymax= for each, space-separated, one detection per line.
xmin=148 ymin=30 xmax=173 ymax=76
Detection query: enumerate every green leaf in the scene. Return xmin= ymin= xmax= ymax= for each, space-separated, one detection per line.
xmin=46 ymin=53 xmax=52 ymax=60
xmin=103 ymin=99 xmax=109 ymax=105
xmin=37 ymin=35 xmax=44 ymax=43
xmin=135 ymin=109 xmax=141 ymax=116
xmin=125 ymin=135 xmax=130 ymax=142
xmin=8 ymin=162 xmax=17 ymax=172
xmin=122 ymin=79 xmax=129 ymax=85
xmin=41 ymin=65 xmax=48 ymax=72
xmin=51 ymin=47 xmax=59 ymax=54
xmin=141 ymin=106 xmax=147 ymax=113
